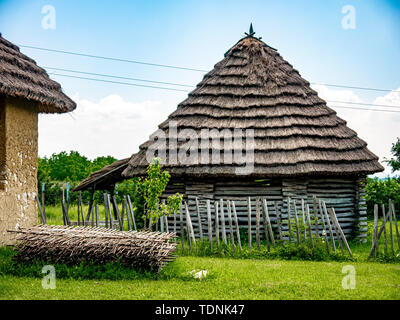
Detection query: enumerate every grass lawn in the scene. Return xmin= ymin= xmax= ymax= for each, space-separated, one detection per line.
xmin=0 ymin=207 xmax=399 ymax=300
xmin=1 ymin=256 xmax=399 ymax=300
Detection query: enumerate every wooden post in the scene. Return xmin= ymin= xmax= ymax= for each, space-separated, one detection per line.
xmin=305 ymin=204 xmax=314 ymax=248
xmin=382 ymin=204 xmax=387 ymax=253
xmin=160 ymin=215 xmax=165 ymax=233
xmin=390 ymin=200 xmax=400 ymax=250
xmin=318 ymin=200 xmax=330 ymax=253
xmin=220 ymin=199 xmax=227 ymax=244
xmin=261 ymin=198 xmax=270 ymax=252
xmin=112 ymin=196 xmax=123 ymax=231
xmin=301 ymin=199 xmax=306 ymax=241
xmin=313 ymin=196 xmax=320 ymax=240
xmin=293 ymin=200 xmax=300 ymax=244
xmin=327 ymin=207 xmax=344 ymax=255
xmin=195 ymin=197 xmax=203 ymax=241
xmin=107 ymin=194 xmax=114 ymax=230
xmin=263 ymin=198 xmax=275 ymax=249
xmin=104 ymin=193 xmax=109 ymax=228
xmin=227 ymin=201 xmax=235 ymax=251
xmin=329 ymin=208 xmax=352 ymax=257
xmin=274 ymin=201 xmax=282 ymax=242
xmin=206 ymin=200 xmax=213 ymax=249
xmin=165 ymin=214 xmax=169 ymax=233
xmin=179 ymin=204 xmax=185 ymax=253
xmin=41 ymin=191 xmax=46 ymax=225
xmin=247 ymin=197 xmax=252 ymax=252
xmin=35 ymin=195 xmax=46 ymax=225
xmin=322 ymin=201 xmax=336 ymax=252
xmin=125 ymin=197 xmax=132 ymax=231
xmin=214 ymin=201 xmax=220 ymax=246
xmin=255 ymin=197 xmax=261 ymax=250
xmin=85 ymin=188 xmax=95 ymax=223
xmin=287 ymin=197 xmax=292 ymax=242
xmin=91 ymin=202 xmax=95 ymax=227
xmin=369 ymin=204 xmax=379 ymax=259
xmin=126 ymin=195 xmax=137 ymax=231
xmin=232 ymin=201 xmax=242 ymax=251
xmin=388 ymin=201 xmax=394 ymax=254
xmin=185 ymin=202 xmax=196 ymax=244
xmin=95 ymin=204 xmax=99 ymax=227
xmin=173 ymin=210 xmax=177 ymax=244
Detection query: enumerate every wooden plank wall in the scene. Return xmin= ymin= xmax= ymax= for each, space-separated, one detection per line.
xmin=163 ymin=176 xmax=366 ymax=240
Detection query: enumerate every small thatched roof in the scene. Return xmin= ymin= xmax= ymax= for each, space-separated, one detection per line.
xmin=0 ymin=33 xmax=76 ymax=113
xmin=122 ymin=31 xmax=383 ymax=178
xmin=72 ymin=158 xmax=130 ymax=192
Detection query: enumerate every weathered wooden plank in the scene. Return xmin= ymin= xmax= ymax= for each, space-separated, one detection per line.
xmin=232 ymin=201 xmax=242 ymax=251
xmin=263 ymin=198 xmax=275 ymax=249
xmin=215 ymin=201 xmax=220 ymax=246
xmin=195 ymin=197 xmax=203 ymax=241
xmin=247 ymin=197 xmax=252 ymax=252
xmin=220 ymin=199 xmax=227 ymax=244
xmin=227 ymin=200 xmax=235 ymax=251
xmin=206 ymin=200 xmax=213 ymax=249
xmin=255 ymin=197 xmax=261 ymax=250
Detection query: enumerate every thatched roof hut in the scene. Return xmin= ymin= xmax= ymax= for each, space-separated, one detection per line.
xmin=75 ymin=27 xmax=383 ymax=240
xmin=0 ymin=33 xmax=76 ymax=113
xmin=1 ymin=33 xmax=75 ymax=244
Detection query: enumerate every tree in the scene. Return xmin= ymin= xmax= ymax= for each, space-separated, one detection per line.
xmin=385 ymin=137 xmax=400 ymax=173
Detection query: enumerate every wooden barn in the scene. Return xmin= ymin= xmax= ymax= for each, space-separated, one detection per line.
xmin=0 ymin=33 xmax=76 ymax=244
xmin=74 ymin=27 xmax=383 ymax=239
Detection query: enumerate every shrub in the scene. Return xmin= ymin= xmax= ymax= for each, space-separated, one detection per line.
xmin=365 ymin=177 xmax=400 ymax=218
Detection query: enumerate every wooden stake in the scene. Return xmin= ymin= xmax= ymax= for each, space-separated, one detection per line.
xmin=232 ymin=201 xmax=242 ymax=251
xmin=185 ymin=202 xmax=196 ymax=244
xmin=126 ymin=195 xmax=136 ymax=231
xmin=293 ymin=199 xmax=300 ymax=244
xmin=301 ymin=199 xmax=306 ymax=241
xmin=195 ymin=197 xmax=203 ymax=241
xmin=390 ymin=200 xmax=400 ymax=250
xmin=329 ymin=207 xmax=352 ymax=257
xmin=369 ymin=204 xmax=379 ymax=259
xmin=305 ymin=204 xmax=314 ymax=248
xmin=318 ymin=200 xmax=330 ymax=253
xmin=388 ymin=201 xmax=394 ymax=254
xmin=220 ymin=199 xmax=227 ymax=244
xmin=274 ymin=201 xmax=283 ymax=242
xmin=287 ymin=197 xmax=292 ymax=242
xmin=214 ymin=201 xmax=220 ymax=246
xmin=227 ymin=201 xmax=235 ymax=251
xmin=263 ymin=198 xmax=275 ymax=249
xmin=247 ymin=197 xmax=252 ymax=252
xmin=179 ymin=204 xmax=185 ymax=253
xmin=382 ymin=204 xmax=387 ymax=253
xmin=313 ymin=196 xmax=320 ymax=240
xmin=327 ymin=207 xmax=344 ymax=255
xmin=255 ymin=197 xmax=261 ymax=250
xmin=206 ymin=200 xmax=213 ymax=249
xmin=322 ymin=201 xmax=336 ymax=252
xmin=261 ymin=198 xmax=270 ymax=252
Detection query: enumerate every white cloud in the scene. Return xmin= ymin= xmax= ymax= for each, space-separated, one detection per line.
xmin=38 ymin=94 xmax=166 ymax=160
xmin=312 ymin=85 xmax=400 ymax=178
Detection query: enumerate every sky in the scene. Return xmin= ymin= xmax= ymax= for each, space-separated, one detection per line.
xmin=0 ymin=0 xmax=399 ymax=177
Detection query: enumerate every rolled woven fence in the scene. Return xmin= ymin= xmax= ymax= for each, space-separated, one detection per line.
xmin=9 ymin=225 xmax=177 ymax=272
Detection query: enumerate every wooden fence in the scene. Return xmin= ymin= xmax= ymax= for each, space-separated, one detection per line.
xmin=36 ymin=192 xmax=354 ymax=256
xmin=369 ymin=199 xmax=400 ymax=258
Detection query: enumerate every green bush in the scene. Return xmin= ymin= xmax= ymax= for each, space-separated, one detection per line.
xmin=365 ymin=177 xmax=400 ymax=218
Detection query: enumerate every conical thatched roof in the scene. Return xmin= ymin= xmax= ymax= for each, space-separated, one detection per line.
xmin=122 ymin=34 xmax=383 ymax=178
xmin=0 ymin=33 xmax=76 ymax=113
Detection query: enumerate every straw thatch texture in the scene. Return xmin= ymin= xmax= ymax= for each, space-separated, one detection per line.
xmin=122 ymin=36 xmax=383 ymax=178
xmin=0 ymin=34 xmax=76 ymax=113
xmin=72 ymin=158 xmax=130 ymax=191
xmin=10 ymin=225 xmax=176 ymax=272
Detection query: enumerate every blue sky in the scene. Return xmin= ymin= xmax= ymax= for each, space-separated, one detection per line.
xmin=0 ymin=0 xmax=399 ymax=175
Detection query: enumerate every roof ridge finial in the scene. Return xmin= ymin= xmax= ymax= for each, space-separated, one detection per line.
xmin=245 ymin=23 xmax=256 ymax=37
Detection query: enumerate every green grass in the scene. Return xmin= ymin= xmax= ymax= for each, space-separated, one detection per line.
xmin=1 ymin=252 xmax=399 ymax=300
xmin=0 ymin=209 xmax=397 ymax=300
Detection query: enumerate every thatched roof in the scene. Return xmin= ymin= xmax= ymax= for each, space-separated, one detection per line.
xmin=72 ymin=158 xmax=130 ymax=192
xmin=122 ymin=32 xmax=383 ymax=178
xmin=0 ymin=33 xmax=76 ymax=113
